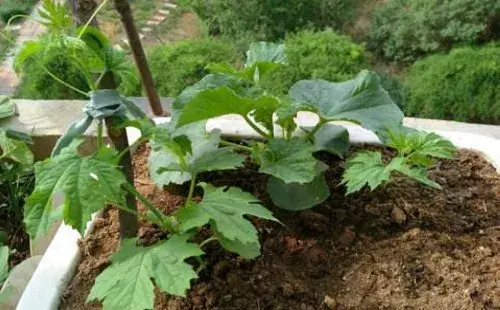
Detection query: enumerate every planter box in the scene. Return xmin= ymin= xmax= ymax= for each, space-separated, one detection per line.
xmin=15 ymin=115 xmax=500 ymax=310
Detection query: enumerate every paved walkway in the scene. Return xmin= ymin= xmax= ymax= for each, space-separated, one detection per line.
xmin=0 ymin=2 xmax=47 ymax=95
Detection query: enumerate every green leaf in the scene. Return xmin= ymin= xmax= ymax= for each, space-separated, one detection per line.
xmin=289 ymin=71 xmax=404 ymax=134
xmin=267 ymin=162 xmax=330 ymax=211
xmin=0 ymin=246 xmax=8 ymax=284
xmin=0 ymin=130 xmax=34 ymax=165
xmin=387 ymin=129 xmax=456 ymax=160
xmin=245 ymin=42 xmax=286 ymax=67
xmin=24 ymin=145 xmax=126 ymax=238
xmin=173 ymin=74 xmax=244 ymax=113
xmin=175 ymin=184 xmax=279 ymax=245
xmin=341 ymin=151 xmax=404 ymax=195
xmin=150 ymin=122 xmax=244 ymax=185
xmin=215 ymin=232 xmax=261 ymax=259
xmin=393 ymin=164 xmax=442 ymax=189
xmin=88 ymin=236 xmax=203 ymax=310
xmin=255 ymin=138 xmax=317 ymax=184
xmin=176 ymin=86 xmax=279 ymax=128
xmin=14 ymin=40 xmax=43 ymax=73
xmin=0 ymin=285 xmax=14 ymax=306
xmin=342 ymin=150 xmax=444 ymax=194
xmin=38 ymin=0 xmax=72 ymax=32
xmin=306 ymin=124 xmax=349 ymax=158
xmin=0 ymin=96 xmax=15 ymax=119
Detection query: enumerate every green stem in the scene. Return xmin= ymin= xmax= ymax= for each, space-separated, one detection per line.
xmin=198 ymin=236 xmax=217 ymax=249
xmin=112 ymin=201 xmax=138 ymax=216
xmin=117 ymin=138 xmax=143 ymax=162
xmin=40 ymin=64 xmax=90 ymax=97
xmin=243 ymin=115 xmax=271 ymax=139
xmin=185 ymin=175 xmax=197 ymax=207
xmin=6 ymin=14 xmax=42 ymax=28
xmin=306 ymin=118 xmax=328 ymax=140
xmin=97 ymin=121 xmax=103 ymax=150
xmin=122 ymin=182 xmax=171 ymax=230
xmin=77 ymin=0 xmax=110 ymax=39
xmin=220 ymin=140 xmax=253 ymax=152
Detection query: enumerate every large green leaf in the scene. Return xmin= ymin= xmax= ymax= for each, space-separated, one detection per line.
xmin=215 ymin=232 xmax=261 ymax=259
xmin=87 ymin=236 xmax=203 ymax=310
xmin=289 ymin=71 xmax=404 ymax=134
xmin=0 ymin=96 xmax=15 ymax=119
xmin=175 ymin=184 xmax=278 ymax=245
xmin=267 ymin=163 xmax=330 ymax=211
xmin=173 ymin=74 xmax=244 ymax=112
xmin=0 ymin=246 xmax=8 ymax=284
xmin=176 ymin=86 xmax=279 ymax=128
xmin=386 ymin=129 xmax=456 ymax=160
xmin=245 ymin=42 xmax=286 ymax=67
xmin=24 ymin=143 xmax=126 ymax=238
xmin=255 ymin=138 xmax=317 ymax=184
xmin=0 ymin=130 xmax=34 ymax=165
xmin=305 ymin=124 xmax=349 ymax=158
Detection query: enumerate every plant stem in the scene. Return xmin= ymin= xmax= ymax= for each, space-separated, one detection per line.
xmin=198 ymin=236 xmax=217 ymax=249
xmin=185 ymin=175 xmax=197 ymax=207
xmin=243 ymin=115 xmax=271 ymax=139
xmin=97 ymin=121 xmax=103 ymax=150
xmin=122 ymin=182 xmax=168 ymax=228
xmin=77 ymin=0 xmax=110 ymax=39
xmin=112 ymin=201 xmax=138 ymax=216
xmin=306 ymin=118 xmax=328 ymax=140
xmin=117 ymin=138 xmax=143 ymax=161
xmin=220 ymin=140 xmax=253 ymax=152
xmin=40 ymin=64 xmax=90 ymax=97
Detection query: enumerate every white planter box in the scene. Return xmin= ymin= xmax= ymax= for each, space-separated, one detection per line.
xmin=16 ymin=115 xmax=500 ymax=310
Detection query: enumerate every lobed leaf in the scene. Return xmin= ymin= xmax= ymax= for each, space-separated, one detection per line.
xmin=175 ymin=184 xmax=279 ymax=246
xmin=24 ymin=142 xmax=126 ymax=238
xmin=88 ymin=236 xmax=203 ymax=310
xmin=289 ymin=71 xmax=404 ymax=134
xmin=0 ymin=130 xmax=34 ymax=165
xmin=255 ymin=138 xmax=317 ymax=184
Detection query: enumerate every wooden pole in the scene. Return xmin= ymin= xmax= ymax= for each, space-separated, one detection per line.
xmin=113 ymin=0 xmax=165 ymax=116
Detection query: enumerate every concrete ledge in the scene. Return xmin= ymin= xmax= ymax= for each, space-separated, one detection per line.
xmin=16 ymin=116 xmax=500 ymax=310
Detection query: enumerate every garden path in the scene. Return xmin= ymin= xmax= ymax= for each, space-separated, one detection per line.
xmin=0 ymin=1 xmax=59 ymax=95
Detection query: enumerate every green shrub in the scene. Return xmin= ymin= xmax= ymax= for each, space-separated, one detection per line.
xmin=148 ymin=38 xmax=240 ymax=96
xmin=368 ymin=0 xmax=500 ymax=62
xmin=262 ymin=30 xmax=366 ymax=94
xmin=15 ymin=55 xmax=90 ymax=100
xmin=404 ymin=45 xmax=500 ymax=124
xmin=181 ymin=0 xmax=360 ymax=42
xmin=0 ymin=0 xmax=37 ymax=24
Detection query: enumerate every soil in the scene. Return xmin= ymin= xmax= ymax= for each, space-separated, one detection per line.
xmin=61 ymin=144 xmax=500 ymax=310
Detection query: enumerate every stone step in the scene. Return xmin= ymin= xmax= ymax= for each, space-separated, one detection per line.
xmin=158 ymin=9 xmax=170 ymax=15
xmin=141 ymin=27 xmax=153 ymax=33
xmin=152 ymin=15 xmax=166 ymax=22
xmin=147 ymin=20 xmax=160 ymax=26
xmin=164 ymin=3 xmax=177 ymax=9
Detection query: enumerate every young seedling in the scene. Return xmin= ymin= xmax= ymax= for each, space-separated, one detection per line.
xmin=341 ymin=127 xmax=456 ymax=194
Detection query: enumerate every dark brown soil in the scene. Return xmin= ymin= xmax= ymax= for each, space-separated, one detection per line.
xmin=61 ymin=145 xmax=500 ymax=310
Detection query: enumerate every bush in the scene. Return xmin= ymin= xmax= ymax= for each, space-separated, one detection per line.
xmin=404 ymin=45 xmax=500 ymax=124
xmin=368 ymin=0 xmax=500 ymax=62
xmin=0 ymin=0 xmax=37 ymax=24
xmin=15 ymin=55 xmax=90 ymax=100
xmin=148 ymin=38 xmax=240 ymax=96
xmin=262 ymin=30 xmax=366 ymax=94
xmin=181 ymin=0 xmax=360 ymax=42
